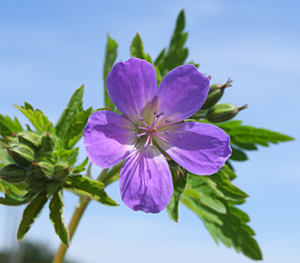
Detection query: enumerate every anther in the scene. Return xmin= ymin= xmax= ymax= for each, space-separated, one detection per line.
xmin=164 ymin=130 xmax=171 ymax=135
xmin=156 ymin=112 xmax=164 ymax=118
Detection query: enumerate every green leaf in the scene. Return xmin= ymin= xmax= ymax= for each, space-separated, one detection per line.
xmin=174 ymin=9 xmax=185 ymax=33
xmin=64 ymin=175 xmax=118 ymax=207
xmin=230 ymin=147 xmax=248 ymax=161
xmin=14 ymin=104 xmax=54 ymax=134
xmin=53 ymin=148 xmax=79 ymax=166
xmin=49 ymin=191 xmax=69 ymax=247
xmin=17 ymin=192 xmax=48 ymax=242
xmin=181 ymin=194 xmax=223 ymax=226
xmin=72 ymin=157 xmax=89 ymax=174
xmin=55 ymin=85 xmax=84 ymax=139
xmin=0 ymin=147 xmax=13 ymax=165
xmin=0 ymin=115 xmax=23 ymax=137
xmin=166 ymin=171 xmax=187 ymax=222
xmin=130 ymin=33 xmax=146 ymax=59
xmin=185 ymin=174 xmax=227 ymax=214
xmin=201 ymin=203 xmax=263 ymax=260
xmin=210 ymin=170 xmax=248 ymax=202
xmin=154 ymin=48 xmax=165 ymax=66
xmin=0 ymin=190 xmax=36 ymax=206
xmin=155 ymin=65 xmax=162 ymax=87
xmin=217 ymin=121 xmax=294 ymax=147
xmin=62 ymin=107 xmax=92 ymax=149
xmin=103 ymin=34 xmax=118 ymax=110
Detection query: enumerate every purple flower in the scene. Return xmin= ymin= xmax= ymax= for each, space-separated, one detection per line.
xmin=83 ymin=57 xmax=231 ymax=213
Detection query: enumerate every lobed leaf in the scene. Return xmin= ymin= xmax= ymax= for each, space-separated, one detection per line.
xmin=64 ymin=175 xmax=118 ymax=207
xmin=130 ymin=33 xmax=146 ymax=59
xmin=17 ymin=192 xmax=48 ymax=242
xmin=103 ymin=34 xmax=118 ymax=111
xmin=62 ymin=107 xmax=92 ymax=149
xmin=55 ymin=85 xmax=84 ymax=139
xmin=14 ymin=104 xmax=54 ymax=134
xmin=217 ymin=121 xmax=294 ymax=147
xmin=166 ymin=171 xmax=187 ymax=222
xmin=0 ymin=115 xmax=23 ymax=137
xmin=72 ymin=157 xmax=89 ymax=174
xmin=49 ymin=191 xmax=69 ymax=247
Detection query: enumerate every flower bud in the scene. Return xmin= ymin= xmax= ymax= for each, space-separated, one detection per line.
xmin=18 ymin=131 xmax=41 ymax=149
xmin=41 ymin=132 xmax=57 ymax=152
xmin=201 ymin=78 xmax=232 ymax=110
xmin=7 ymin=143 xmax=35 ymax=167
xmin=53 ymin=162 xmax=71 ymax=180
xmin=33 ymin=161 xmax=54 ymax=179
xmin=206 ymin=103 xmax=247 ymax=123
xmin=0 ymin=164 xmax=27 ymax=183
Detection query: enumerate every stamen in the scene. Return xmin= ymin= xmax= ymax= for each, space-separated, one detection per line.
xmin=144 ymin=134 xmax=152 ymax=149
xmin=138 ymin=126 xmax=148 ymax=131
xmin=149 ymin=136 xmax=154 ymax=148
xmin=164 ymin=130 xmax=171 ymax=135
xmin=156 ymin=112 xmax=164 ymax=118
xmin=139 ymin=117 xmax=148 ymax=127
xmin=155 ymin=119 xmax=172 ymax=130
xmin=154 ymin=133 xmax=170 ymax=144
xmin=136 ymin=132 xmax=146 ymax=138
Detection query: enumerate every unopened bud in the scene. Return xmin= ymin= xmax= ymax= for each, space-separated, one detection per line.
xmin=18 ymin=131 xmax=41 ymax=149
xmin=0 ymin=164 xmax=27 ymax=183
xmin=34 ymin=161 xmax=54 ymax=179
xmin=53 ymin=162 xmax=70 ymax=180
xmin=201 ymin=78 xmax=233 ymax=110
xmin=206 ymin=103 xmax=247 ymax=123
xmin=41 ymin=132 xmax=57 ymax=152
xmin=7 ymin=143 xmax=35 ymax=166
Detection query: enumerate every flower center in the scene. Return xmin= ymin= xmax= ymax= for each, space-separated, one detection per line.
xmin=135 ymin=111 xmax=171 ymax=149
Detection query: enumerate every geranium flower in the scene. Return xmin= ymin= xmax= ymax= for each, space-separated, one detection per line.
xmin=83 ymin=57 xmax=231 ymax=213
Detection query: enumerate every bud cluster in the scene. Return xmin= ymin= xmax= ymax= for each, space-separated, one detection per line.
xmin=191 ymin=78 xmax=248 ymax=122
xmin=0 ymin=131 xmax=72 ymax=195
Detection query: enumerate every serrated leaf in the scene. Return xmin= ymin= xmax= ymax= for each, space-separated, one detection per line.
xmin=154 ymin=48 xmax=165 ymax=66
xmin=64 ymin=175 xmax=118 ymax=207
xmin=210 ymin=170 xmax=248 ymax=202
xmin=53 ymin=148 xmax=79 ymax=166
xmin=184 ymin=174 xmax=227 ymax=214
xmin=49 ymin=191 xmax=69 ymax=247
xmin=0 ymin=114 xmax=23 ymax=137
xmin=230 ymin=147 xmax=248 ymax=161
xmin=62 ymin=107 xmax=92 ymax=149
xmin=0 ymin=147 xmax=13 ymax=165
xmin=14 ymin=104 xmax=54 ymax=133
xmin=103 ymin=34 xmax=118 ymax=111
xmin=0 ymin=190 xmax=36 ymax=206
xmin=55 ymin=85 xmax=84 ymax=139
xmin=72 ymin=157 xmax=89 ymax=174
xmin=130 ymin=33 xmax=146 ymax=59
xmin=181 ymin=194 xmax=223 ymax=225
xmin=201 ymin=203 xmax=263 ymax=260
xmin=155 ymin=65 xmax=162 ymax=87
xmin=17 ymin=192 xmax=48 ymax=242
xmin=217 ymin=121 xmax=293 ymax=147
xmin=166 ymin=171 xmax=187 ymax=222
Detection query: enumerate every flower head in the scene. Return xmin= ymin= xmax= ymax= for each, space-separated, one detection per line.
xmin=83 ymin=58 xmax=231 ymax=213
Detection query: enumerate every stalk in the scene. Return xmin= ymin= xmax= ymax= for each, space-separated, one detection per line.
xmin=52 ymin=168 xmax=108 ymax=263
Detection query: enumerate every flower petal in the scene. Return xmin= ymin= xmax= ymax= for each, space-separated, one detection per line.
xmin=158 ymin=122 xmax=231 ymax=175
xmin=106 ymin=57 xmax=157 ymax=123
xmin=157 ymin=64 xmax=209 ymax=123
xmin=120 ymin=146 xmax=173 ymax=213
xmin=83 ymin=111 xmax=136 ymax=168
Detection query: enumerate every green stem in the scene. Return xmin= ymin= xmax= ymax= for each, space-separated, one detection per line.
xmin=52 ymin=168 xmax=108 ymax=263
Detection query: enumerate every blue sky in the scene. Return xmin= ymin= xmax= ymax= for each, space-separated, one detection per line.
xmin=0 ymin=1 xmax=299 ymax=262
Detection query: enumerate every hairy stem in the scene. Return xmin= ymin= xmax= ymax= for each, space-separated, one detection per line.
xmin=52 ymin=168 xmax=108 ymax=263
